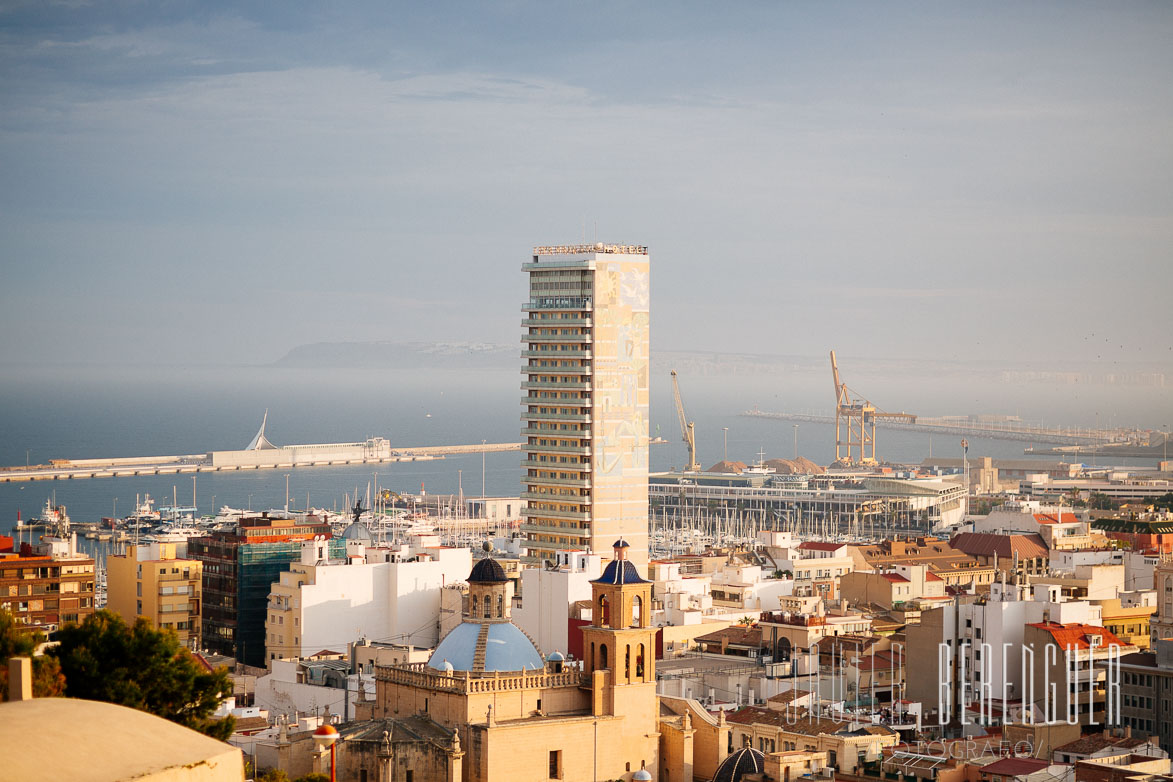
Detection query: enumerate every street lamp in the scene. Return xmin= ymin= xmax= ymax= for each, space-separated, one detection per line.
xmin=793 ymin=425 xmax=799 ymax=460
xmin=313 ymin=723 xmax=339 ymax=782
xmin=113 ymin=498 xmax=118 ymax=520
xmin=722 ymin=428 xmax=729 ymax=462
xmin=482 ymin=439 xmax=487 ymax=498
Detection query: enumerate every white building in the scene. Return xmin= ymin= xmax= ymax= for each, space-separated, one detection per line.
xmin=907 ymin=580 xmax=1101 ymax=708
xmin=512 ymin=549 xmax=601 ymax=657
xmin=265 ymin=530 xmax=472 ymax=663
xmin=254 ymin=657 xmax=373 ymax=723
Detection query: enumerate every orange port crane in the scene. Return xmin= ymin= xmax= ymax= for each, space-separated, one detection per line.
xmin=830 ymin=350 xmax=916 ymax=464
xmin=671 ymin=370 xmax=701 ymax=471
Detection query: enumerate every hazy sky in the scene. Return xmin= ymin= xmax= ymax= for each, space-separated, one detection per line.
xmin=2 ymin=2 xmax=1171 ymax=367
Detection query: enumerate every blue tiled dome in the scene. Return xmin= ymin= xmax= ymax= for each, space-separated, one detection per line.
xmin=427 ymin=622 xmax=544 ymax=674
xmin=593 ymin=558 xmax=648 ymax=585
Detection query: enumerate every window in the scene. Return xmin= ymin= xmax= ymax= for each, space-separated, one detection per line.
xmin=549 ymin=750 xmax=562 ymax=779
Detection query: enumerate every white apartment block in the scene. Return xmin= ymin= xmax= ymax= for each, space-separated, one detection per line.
xmin=265 ymin=536 xmax=472 ymax=663
xmin=513 ymin=549 xmax=601 ymax=657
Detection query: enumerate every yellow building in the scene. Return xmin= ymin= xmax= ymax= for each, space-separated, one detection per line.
xmin=374 ymin=541 xmax=663 ymax=781
xmin=1097 ymin=598 xmax=1155 ymax=649
xmin=522 ymin=244 xmax=652 ymax=568
xmin=107 ymin=542 xmax=202 ymax=649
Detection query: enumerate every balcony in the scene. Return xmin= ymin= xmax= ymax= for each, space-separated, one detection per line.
xmin=524 ymin=443 xmax=591 ymax=455
xmin=521 ymin=411 xmax=592 ymax=423
xmin=522 ymin=298 xmax=593 ymax=312
xmin=522 ymin=349 xmax=592 ymax=359
xmin=521 ymin=427 xmax=590 ymax=438
xmin=523 ymin=365 xmax=591 ymax=376
xmin=521 ymin=380 xmax=590 ymax=390
xmin=522 ymin=475 xmax=592 ymax=488
xmin=520 ymin=459 xmax=590 ymax=471
xmin=521 ymin=395 xmax=591 ymax=408
xmin=521 ymin=491 xmax=591 ymax=505
xmin=522 ymin=507 xmax=591 ymax=521
xmin=522 ymin=317 xmax=592 ymax=327
xmin=522 ymin=334 xmax=591 ymax=344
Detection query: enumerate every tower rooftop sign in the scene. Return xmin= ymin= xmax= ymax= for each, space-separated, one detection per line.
xmin=533 ymin=243 xmax=648 ymax=255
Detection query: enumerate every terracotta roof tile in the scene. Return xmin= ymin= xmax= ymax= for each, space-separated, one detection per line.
xmin=1027 ymin=622 xmax=1126 ymax=650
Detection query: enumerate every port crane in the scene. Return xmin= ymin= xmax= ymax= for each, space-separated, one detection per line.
xmin=830 ymin=350 xmax=916 ymax=464
xmin=671 ymin=370 xmax=701 ymax=471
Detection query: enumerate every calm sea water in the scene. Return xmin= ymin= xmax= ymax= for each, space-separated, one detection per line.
xmin=2 ymin=363 xmax=1167 ymax=535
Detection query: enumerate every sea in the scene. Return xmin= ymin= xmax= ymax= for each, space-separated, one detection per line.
xmin=2 ymin=361 xmax=1168 ymax=563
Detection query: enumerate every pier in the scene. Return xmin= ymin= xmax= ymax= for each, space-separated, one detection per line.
xmin=0 ymin=439 xmax=522 ymax=484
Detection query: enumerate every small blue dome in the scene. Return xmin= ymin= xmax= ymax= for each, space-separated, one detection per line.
xmin=427 ymin=622 xmax=543 ymax=674
xmin=546 ymin=651 xmax=565 ymax=662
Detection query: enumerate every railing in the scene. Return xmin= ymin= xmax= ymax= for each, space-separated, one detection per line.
xmin=375 ymin=663 xmax=584 ymax=694
xmin=760 ymin=612 xmax=826 ymax=627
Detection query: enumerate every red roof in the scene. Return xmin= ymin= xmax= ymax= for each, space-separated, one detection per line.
xmin=925 ymin=573 xmax=943 ymax=581
xmin=881 ymin=573 xmax=909 ymax=583
xmin=799 ymin=542 xmax=846 ymax=552
xmin=1027 ymin=622 xmax=1126 ymax=650
xmin=981 ymin=758 xmax=1054 ymax=777
xmin=1034 ymin=513 xmax=1077 ymax=525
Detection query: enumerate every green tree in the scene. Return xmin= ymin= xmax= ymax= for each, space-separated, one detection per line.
xmin=1088 ymin=492 xmax=1116 ymax=510
xmin=293 ymin=774 xmax=330 ymax=782
xmin=1153 ymin=492 xmax=1173 ymax=511
xmin=49 ymin=610 xmax=235 ymax=739
xmin=0 ymin=608 xmax=65 ymax=699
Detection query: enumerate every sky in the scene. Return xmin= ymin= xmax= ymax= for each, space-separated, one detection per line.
xmin=1 ymin=1 xmax=1171 ymax=368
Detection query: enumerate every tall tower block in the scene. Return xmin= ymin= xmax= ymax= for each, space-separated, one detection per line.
xmin=521 ymin=243 xmax=651 ymax=569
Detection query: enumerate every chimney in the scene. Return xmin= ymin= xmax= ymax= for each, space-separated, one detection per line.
xmin=7 ymin=657 xmax=32 ymax=701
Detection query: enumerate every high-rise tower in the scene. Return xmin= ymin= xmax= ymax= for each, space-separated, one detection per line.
xmin=521 ymin=243 xmax=651 ymax=569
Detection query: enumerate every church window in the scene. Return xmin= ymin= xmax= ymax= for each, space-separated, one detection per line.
xmin=471 ymin=595 xmax=478 ymax=616
xmin=626 ymin=645 xmax=631 ymax=680
xmin=599 ymin=594 xmax=610 ymax=626
xmin=636 ymin=644 xmax=645 ymax=679
xmin=483 ymin=597 xmax=491 ymax=619
xmin=600 ymin=643 xmax=609 ymax=670
xmin=633 ymin=594 xmax=643 ymax=627
xmin=497 ymin=594 xmax=503 ymax=618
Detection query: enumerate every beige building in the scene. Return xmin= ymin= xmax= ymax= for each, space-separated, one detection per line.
xmin=521 ymin=243 xmax=651 ymax=568
xmin=1025 ymin=621 xmax=1138 ymax=726
xmin=106 ymin=542 xmax=202 ymax=649
xmin=840 ymin=564 xmax=949 ymax=610
xmin=847 ymin=537 xmax=997 ymax=589
xmin=725 ymin=707 xmax=898 ymax=775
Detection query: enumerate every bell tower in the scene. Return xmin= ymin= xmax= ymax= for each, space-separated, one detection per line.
xmin=582 ymin=540 xmax=657 ymax=708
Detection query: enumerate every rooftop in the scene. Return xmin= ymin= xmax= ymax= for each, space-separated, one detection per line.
xmin=0 ymin=698 xmax=242 ymax=781
xmin=1027 ymin=621 xmax=1127 ymax=650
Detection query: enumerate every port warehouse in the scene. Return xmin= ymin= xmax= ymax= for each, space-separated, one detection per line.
xmin=648 ymin=471 xmax=967 ymax=533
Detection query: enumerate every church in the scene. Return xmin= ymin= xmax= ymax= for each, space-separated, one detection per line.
xmin=371 ymin=540 xmax=698 ymax=782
